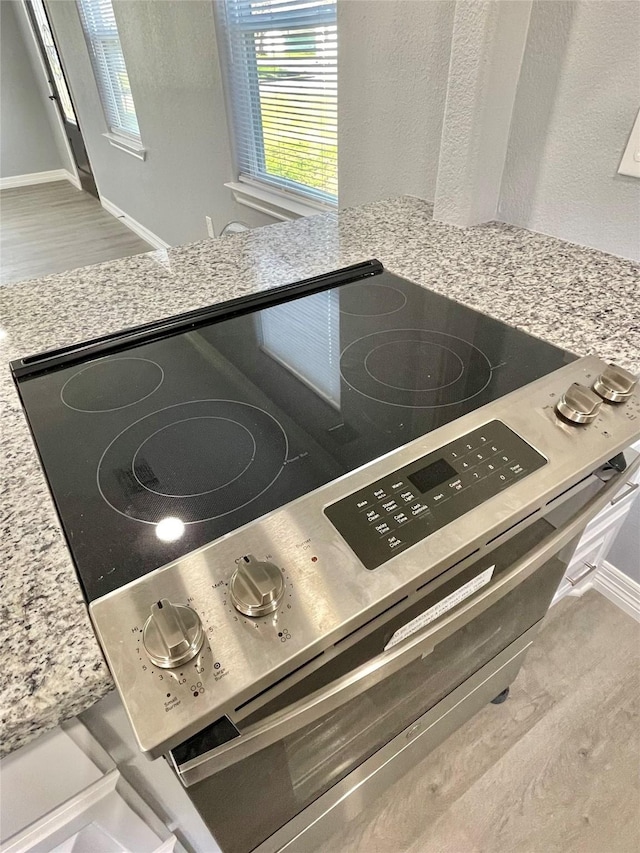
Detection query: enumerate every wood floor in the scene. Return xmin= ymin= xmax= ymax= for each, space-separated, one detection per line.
xmin=0 ymin=180 xmax=151 ymax=285
xmin=317 ymin=591 xmax=640 ymax=853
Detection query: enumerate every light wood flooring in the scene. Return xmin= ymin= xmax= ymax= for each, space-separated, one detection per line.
xmin=0 ymin=180 xmax=151 ymax=285
xmin=317 ymin=591 xmax=640 ymax=853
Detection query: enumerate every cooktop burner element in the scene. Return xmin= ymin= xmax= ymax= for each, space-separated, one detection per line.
xmin=341 ymin=330 xmax=492 ymax=407
xmin=133 ymin=416 xmax=256 ymax=497
xmin=98 ymin=400 xmax=288 ymax=524
xmin=13 ymin=262 xmax=576 ymax=601
xmin=61 ymin=357 xmax=164 ymax=412
xmin=339 ymin=282 xmax=407 ymax=316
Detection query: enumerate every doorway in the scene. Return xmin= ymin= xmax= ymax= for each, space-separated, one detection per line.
xmin=24 ymin=0 xmax=98 ymax=198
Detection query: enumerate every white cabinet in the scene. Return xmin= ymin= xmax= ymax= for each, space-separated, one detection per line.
xmin=1 ymin=724 xmax=177 ymax=853
xmin=77 ymin=691 xmax=219 ymax=853
xmin=553 ymin=443 xmax=640 ymax=605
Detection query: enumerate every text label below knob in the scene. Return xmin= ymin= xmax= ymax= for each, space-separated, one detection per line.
xmin=230 ymin=555 xmax=285 ymax=617
xmin=142 ymin=599 xmax=204 ymax=668
xmin=593 ymin=364 xmax=638 ymax=403
xmin=555 ymin=383 xmax=602 ymax=424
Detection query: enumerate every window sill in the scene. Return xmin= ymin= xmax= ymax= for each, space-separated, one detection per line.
xmin=102 ymin=132 xmax=146 ymax=161
xmin=225 ymin=181 xmax=335 ymax=222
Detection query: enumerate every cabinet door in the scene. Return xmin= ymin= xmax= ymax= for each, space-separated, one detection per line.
xmin=553 ymin=456 xmax=640 ymax=603
xmin=1 ymin=728 xmax=176 ymax=853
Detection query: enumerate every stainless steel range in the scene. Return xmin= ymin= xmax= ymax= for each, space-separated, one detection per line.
xmin=12 ymin=261 xmax=640 ymax=853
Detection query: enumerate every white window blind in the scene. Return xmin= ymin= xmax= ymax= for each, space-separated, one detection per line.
xmin=76 ymin=0 xmax=140 ymax=139
xmin=219 ymin=0 xmax=337 ymax=204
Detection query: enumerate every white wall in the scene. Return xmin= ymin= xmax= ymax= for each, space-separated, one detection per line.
xmin=433 ymin=0 xmax=532 ymax=227
xmin=0 ymin=0 xmax=64 ymax=178
xmin=499 ymin=0 xmax=640 ymax=261
xmin=337 ymin=0 xmax=454 ymax=209
xmin=338 ymin=0 xmax=639 ymax=261
xmin=45 ymin=0 xmax=276 ymax=245
xmin=12 ymin=0 xmax=76 ymax=178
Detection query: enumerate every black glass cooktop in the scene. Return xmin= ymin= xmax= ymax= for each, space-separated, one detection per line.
xmin=13 ymin=262 xmax=575 ymax=601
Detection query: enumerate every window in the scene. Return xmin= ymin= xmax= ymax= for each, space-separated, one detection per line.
xmin=218 ymin=0 xmax=337 ymax=206
xmin=76 ymin=0 xmax=140 ymax=139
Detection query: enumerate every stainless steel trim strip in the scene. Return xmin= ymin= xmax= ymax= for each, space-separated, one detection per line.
xmin=174 ymin=455 xmax=639 ymax=785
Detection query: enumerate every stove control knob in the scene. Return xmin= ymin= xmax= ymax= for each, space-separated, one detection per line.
xmin=555 ymin=383 xmax=602 ymax=424
xmin=593 ymin=364 xmax=637 ymax=403
xmin=142 ymin=599 xmax=204 ymax=669
xmin=230 ymin=555 xmax=285 ymax=618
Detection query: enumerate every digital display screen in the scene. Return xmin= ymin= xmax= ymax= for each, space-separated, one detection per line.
xmin=408 ymin=458 xmax=457 ymax=494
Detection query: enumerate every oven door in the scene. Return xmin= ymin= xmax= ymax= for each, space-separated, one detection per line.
xmin=168 ymin=457 xmax=637 ymax=853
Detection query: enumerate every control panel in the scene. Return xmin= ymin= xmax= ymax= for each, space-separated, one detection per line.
xmin=555 ymin=363 xmax=638 ymax=423
xmin=324 ymin=420 xmax=546 ymax=570
xmin=127 ymin=554 xmax=297 ymax=730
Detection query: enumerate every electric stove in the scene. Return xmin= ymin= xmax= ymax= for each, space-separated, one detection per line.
xmin=11 ymin=260 xmax=640 ymax=795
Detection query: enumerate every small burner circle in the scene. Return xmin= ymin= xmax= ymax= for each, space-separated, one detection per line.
xmin=61 ymin=357 xmax=164 ymax=412
xmin=340 ymin=329 xmax=493 ymax=409
xmin=364 ymin=340 xmax=464 ymax=392
xmin=339 ymin=283 xmax=407 ymax=317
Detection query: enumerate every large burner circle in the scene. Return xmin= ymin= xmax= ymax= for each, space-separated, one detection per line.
xmin=97 ymin=400 xmax=288 ymax=524
xmin=61 ymin=358 xmax=164 ymax=412
xmin=340 ymin=329 xmax=492 ymax=408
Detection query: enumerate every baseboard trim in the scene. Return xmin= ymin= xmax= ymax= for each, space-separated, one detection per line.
xmin=551 ymin=577 xmax=594 ymax=607
xmin=593 ymin=561 xmax=640 ymax=623
xmin=64 ymin=169 xmax=82 ymax=191
xmin=100 ymin=197 xmax=170 ymax=251
xmin=0 ymin=169 xmax=75 ymax=190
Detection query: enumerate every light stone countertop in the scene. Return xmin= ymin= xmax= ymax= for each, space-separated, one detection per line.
xmin=1 ymin=196 xmax=638 ymax=758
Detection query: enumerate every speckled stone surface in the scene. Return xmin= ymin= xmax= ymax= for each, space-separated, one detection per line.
xmin=1 ymin=196 xmax=638 ymax=758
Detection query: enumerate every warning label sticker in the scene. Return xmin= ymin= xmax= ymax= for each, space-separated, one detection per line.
xmin=384 ymin=565 xmax=495 ymax=651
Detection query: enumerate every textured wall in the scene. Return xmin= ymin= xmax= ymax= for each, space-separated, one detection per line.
xmin=337 ymin=0 xmax=454 ymax=209
xmin=0 ymin=0 xmax=63 ymax=178
xmin=433 ymin=0 xmax=532 ymax=226
xmin=499 ymin=1 xmax=640 ymax=260
xmin=45 ymin=0 xmax=275 ymax=245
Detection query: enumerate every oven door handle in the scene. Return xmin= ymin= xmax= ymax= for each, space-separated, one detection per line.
xmin=172 ymin=458 xmax=639 ymax=787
